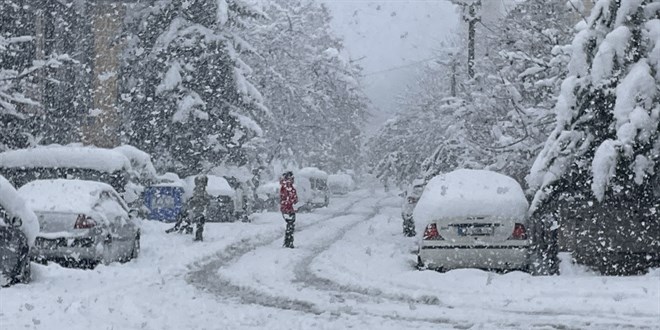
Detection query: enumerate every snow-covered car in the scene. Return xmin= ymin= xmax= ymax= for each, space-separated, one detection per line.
xmin=415 ymin=169 xmax=531 ymax=272
xmin=0 ymin=144 xmax=157 ymax=209
xmin=296 ymin=167 xmax=330 ymax=210
xmin=255 ymin=181 xmax=280 ymax=212
xmin=401 ymin=178 xmax=425 ymax=237
xmin=18 ymin=180 xmax=140 ymax=268
xmin=0 ymin=176 xmax=39 ymax=286
xmin=144 ymin=173 xmax=186 ymax=223
xmin=327 ymin=173 xmax=355 ymax=195
xmin=184 ymin=175 xmax=236 ymax=222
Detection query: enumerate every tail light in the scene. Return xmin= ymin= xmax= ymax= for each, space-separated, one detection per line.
xmin=407 ymin=197 xmax=418 ymax=204
xmin=423 ymin=223 xmax=443 ymax=240
xmin=509 ymin=223 xmax=527 ymax=240
xmin=74 ymin=214 xmax=97 ymax=229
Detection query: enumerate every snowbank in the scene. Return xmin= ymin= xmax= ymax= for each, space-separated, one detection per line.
xmin=0 ymin=145 xmax=131 ymax=173
xmin=413 ymin=169 xmax=529 ymax=224
xmin=0 ymin=175 xmax=39 ymax=246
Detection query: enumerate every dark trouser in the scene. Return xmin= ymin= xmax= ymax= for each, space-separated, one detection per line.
xmin=194 ymin=216 xmax=205 ymax=241
xmin=283 ymin=212 xmax=296 ymax=248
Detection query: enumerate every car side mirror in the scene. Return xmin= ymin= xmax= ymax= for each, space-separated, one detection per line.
xmin=128 ymin=209 xmax=139 ymax=219
xmin=398 ymin=191 xmax=406 ymax=197
xmin=8 ymin=216 xmax=22 ymax=228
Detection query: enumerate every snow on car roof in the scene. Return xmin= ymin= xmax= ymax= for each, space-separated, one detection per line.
xmin=413 ymin=169 xmax=529 ymax=222
xmin=0 ymin=145 xmax=131 ymax=173
xmin=113 ymin=145 xmax=157 ymax=179
xmin=17 ymin=179 xmax=115 ymax=213
xmin=256 ymin=181 xmax=280 ymax=194
xmin=0 ymin=175 xmax=39 ymax=246
xmin=297 ymin=167 xmax=328 ymax=179
xmin=328 ymin=174 xmax=354 ymax=186
xmin=184 ymin=175 xmax=235 ymax=198
xmin=154 ymin=172 xmax=185 ymax=187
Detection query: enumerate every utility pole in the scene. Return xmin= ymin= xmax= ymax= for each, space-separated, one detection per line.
xmin=452 ymin=0 xmax=481 ymax=79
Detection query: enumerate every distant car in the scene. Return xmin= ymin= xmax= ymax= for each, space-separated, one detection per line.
xmin=255 ymin=181 xmax=280 ymax=212
xmin=327 ymin=173 xmax=355 ymax=195
xmin=0 ymin=176 xmax=39 ymax=286
xmin=18 ymin=179 xmax=140 ymax=268
xmin=296 ymin=167 xmax=330 ymax=210
xmin=184 ymin=175 xmax=236 ymax=222
xmin=401 ymin=179 xmax=425 ymax=237
xmin=143 ymin=185 xmax=185 ymax=223
xmin=415 ymin=169 xmax=531 ymax=272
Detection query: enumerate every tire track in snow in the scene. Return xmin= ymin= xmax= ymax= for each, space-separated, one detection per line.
xmin=292 ymin=200 xmax=445 ymax=307
xmin=186 ymin=196 xmax=369 ymax=315
xmin=187 ymin=194 xmax=469 ymax=328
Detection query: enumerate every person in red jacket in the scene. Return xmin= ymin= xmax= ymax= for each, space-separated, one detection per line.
xmin=280 ymin=171 xmax=298 ymax=248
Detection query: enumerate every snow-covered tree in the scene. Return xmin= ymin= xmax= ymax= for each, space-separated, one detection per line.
xmin=0 ymin=0 xmax=75 ymax=151
xmin=246 ymin=0 xmax=368 ymax=173
xmin=120 ymin=0 xmax=270 ymax=176
xmin=527 ymin=0 xmax=660 ymax=274
xmin=368 ymin=0 xmax=578 ymax=187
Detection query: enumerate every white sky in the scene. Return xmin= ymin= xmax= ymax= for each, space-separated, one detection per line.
xmin=321 ymin=0 xmax=460 ymax=133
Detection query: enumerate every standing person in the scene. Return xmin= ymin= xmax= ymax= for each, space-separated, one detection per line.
xmin=188 ymin=175 xmax=211 ymax=242
xmin=279 ymin=171 xmax=298 ymax=248
xmin=233 ymin=181 xmax=246 ymax=222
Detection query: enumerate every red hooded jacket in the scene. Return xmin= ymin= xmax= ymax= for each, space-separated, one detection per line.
xmin=279 ymin=177 xmax=298 ymax=213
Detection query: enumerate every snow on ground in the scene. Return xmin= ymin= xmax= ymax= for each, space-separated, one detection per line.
xmin=1 ymin=190 xmax=658 ymax=330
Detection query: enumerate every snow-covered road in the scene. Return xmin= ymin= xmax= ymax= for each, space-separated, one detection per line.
xmin=1 ymin=190 xmax=659 ymax=329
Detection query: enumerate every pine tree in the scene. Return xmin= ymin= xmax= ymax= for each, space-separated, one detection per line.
xmin=527 ymin=0 xmax=660 ymax=274
xmin=120 ymin=0 xmax=270 ymax=176
xmin=0 ymin=0 xmax=75 ymax=151
xmin=246 ymin=0 xmax=368 ymax=173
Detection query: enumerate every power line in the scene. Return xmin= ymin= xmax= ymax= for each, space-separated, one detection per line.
xmin=360 ymin=56 xmax=442 ymax=77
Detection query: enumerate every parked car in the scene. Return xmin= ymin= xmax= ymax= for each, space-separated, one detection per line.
xmin=184 ymin=175 xmax=236 ymax=222
xmin=415 ymin=169 xmax=531 ymax=272
xmin=18 ymin=179 xmax=140 ymax=268
xmin=327 ymin=173 xmax=355 ymax=195
xmin=143 ymin=172 xmax=186 ymax=223
xmin=401 ymin=178 xmax=425 ymax=237
xmin=0 ymin=144 xmax=157 ymax=210
xmin=296 ymin=167 xmax=330 ymax=210
xmin=255 ymin=181 xmax=280 ymax=212
xmin=0 ymin=176 xmax=39 ymax=286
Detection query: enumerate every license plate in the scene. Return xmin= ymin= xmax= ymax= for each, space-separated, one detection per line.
xmin=458 ymin=226 xmax=494 ymax=236
xmin=39 ymin=238 xmax=66 ymax=249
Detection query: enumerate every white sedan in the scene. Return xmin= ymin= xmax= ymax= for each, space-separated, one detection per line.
xmin=415 ymin=169 xmax=531 ymax=272
xmin=18 ymin=179 xmax=140 ymax=268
